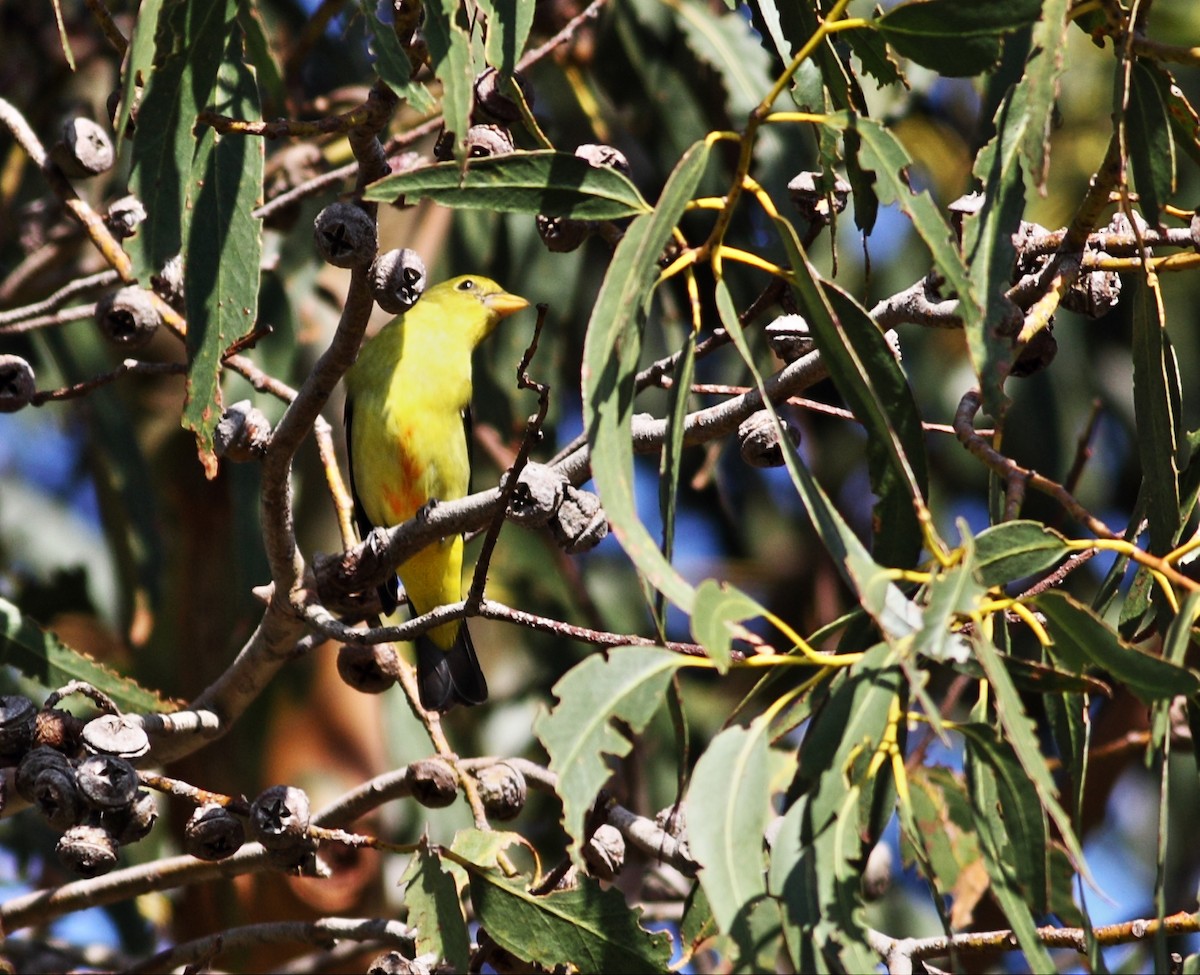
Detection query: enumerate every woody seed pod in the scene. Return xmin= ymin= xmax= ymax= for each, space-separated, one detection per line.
xmin=370 ymin=248 xmax=427 ymax=313
xmin=96 ymin=287 xmax=161 ymax=350
xmin=738 ymin=410 xmax=799 ymax=468
xmin=314 ymin=202 xmax=378 ymax=268
xmin=57 ymin=823 xmax=119 ymax=877
xmin=50 ymin=118 xmax=114 ymax=179
xmin=0 ymin=356 xmax=35 ymax=413
xmin=184 ymin=803 xmax=246 ymax=861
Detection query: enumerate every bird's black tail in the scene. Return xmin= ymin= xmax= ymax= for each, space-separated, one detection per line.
xmin=416 ymin=622 xmax=488 ymax=712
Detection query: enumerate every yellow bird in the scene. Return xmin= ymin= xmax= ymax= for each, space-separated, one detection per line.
xmin=344 ymin=275 xmax=529 ymax=711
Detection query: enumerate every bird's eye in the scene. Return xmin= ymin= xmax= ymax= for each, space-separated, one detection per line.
xmin=456 ymin=279 xmax=475 ymax=292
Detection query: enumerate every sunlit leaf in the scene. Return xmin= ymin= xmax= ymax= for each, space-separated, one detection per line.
xmin=364 ymin=151 xmax=651 ymax=219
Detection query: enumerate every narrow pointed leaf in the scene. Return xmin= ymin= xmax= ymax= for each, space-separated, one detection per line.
xmin=1037 ymin=590 xmax=1200 ymax=702
xmin=972 ymin=519 xmax=1069 ymax=588
xmin=359 ymin=0 xmax=435 ymax=110
xmin=365 ymin=150 xmax=651 ymax=219
xmin=1128 ymin=61 xmax=1177 ymax=228
xmin=581 ymin=141 xmax=709 ymax=615
xmin=183 ymin=44 xmax=263 ymax=476
xmin=424 ymin=0 xmax=474 ymax=158
xmin=401 ymin=840 xmax=470 ymax=971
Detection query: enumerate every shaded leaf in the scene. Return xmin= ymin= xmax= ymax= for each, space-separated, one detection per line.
xmin=876 ymin=0 xmax=1044 ymax=77
xmin=424 ymin=0 xmax=474 ymax=158
xmin=184 ymin=41 xmax=263 ymax=476
xmin=359 ymin=0 xmax=435 ymax=110
xmin=401 ymin=840 xmax=470 ymax=971
xmin=0 ymin=598 xmax=176 ymax=714
xmin=1128 ymin=60 xmax=1177 ymax=228
xmin=126 ymin=0 xmax=239 ymax=282
xmin=364 ymin=150 xmax=651 ymax=219
xmin=1037 ymin=590 xmax=1200 ymax=702
xmin=1132 ymin=279 xmax=1183 ymax=553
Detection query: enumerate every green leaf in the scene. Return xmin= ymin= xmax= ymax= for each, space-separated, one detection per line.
xmin=1017 ymin=0 xmax=1071 ymax=192
xmin=686 ymin=722 xmax=772 ymax=932
xmin=973 ymin=519 xmax=1069 ymax=588
xmin=767 ymin=220 xmax=923 ymax=640
xmin=876 ymin=0 xmax=1044 ymax=77
xmin=477 ymin=0 xmax=534 ymax=78
xmin=678 ymin=883 xmax=716 ymax=968
xmin=401 ymin=840 xmax=470 ymax=971
xmin=972 ymin=633 xmax=1092 ymax=885
xmin=533 ymin=647 xmax=685 ymax=860
xmin=690 ymin=579 xmax=761 ymax=673
xmin=237 ymin=3 xmax=285 ymax=116
xmin=359 ymin=0 xmax=435 ymax=110
xmin=116 ymin=0 xmax=165 ymax=158
xmin=963 ymin=87 xmax=1027 ymax=419
xmin=963 ymin=721 xmax=1057 ymax=970
xmin=581 ymin=141 xmax=709 ymax=615
xmin=1037 ymin=590 xmax=1200 ymax=702
xmin=794 ymin=645 xmax=902 ymax=835
xmin=656 ymin=329 xmax=696 ymax=640
xmin=184 ymin=40 xmax=263 ymax=475
xmin=817 ymin=281 xmax=929 ymax=567
xmin=960 ymin=722 xmax=1049 ymax=906
xmin=364 ymin=150 xmax=651 ymax=219
xmin=424 ymin=0 xmax=475 ymax=158
xmin=1132 ymin=279 xmax=1183 ymax=553
xmin=126 ymin=0 xmax=239 ymax=282
xmin=913 ymin=559 xmax=984 ymax=665
xmin=675 ymin=2 xmax=775 ymax=119
xmin=902 ymin=765 xmax=986 ymax=929
xmin=0 ymin=598 xmax=176 ymax=715
xmin=465 ymin=870 xmax=672 ymax=974
xmin=1128 ymin=60 xmax=1177 ymax=228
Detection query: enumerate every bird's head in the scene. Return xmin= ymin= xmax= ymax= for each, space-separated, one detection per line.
xmin=425 ymin=275 xmax=529 ymax=345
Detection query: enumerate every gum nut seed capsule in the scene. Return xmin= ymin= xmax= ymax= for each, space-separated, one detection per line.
xmin=50 ymin=118 xmax=115 ymax=178
xmin=553 ymin=486 xmax=609 ymax=554
xmin=765 ymin=314 xmax=815 ymax=363
xmin=336 ymin=643 xmax=399 ymax=694
xmin=57 ymin=824 xmax=119 ymax=877
xmin=77 ymin=754 xmax=140 ymax=811
xmin=34 ymin=707 xmax=84 ymax=752
xmin=506 ymin=463 xmax=566 ymax=526
xmin=367 ymin=950 xmax=428 ymax=975
xmin=464 ymin=123 xmax=515 ymax=158
xmin=739 ymin=410 xmax=799 ymax=468
xmin=214 ymin=400 xmax=272 ymax=462
xmin=250 ymin=785 xmax=311 ymax=849
xmin=184 ymin=803 xmax=246 ymax=861
xmin=105 ymin=195 xmax=146 ymax=238
xmin=152 ymin=253 xmax=185 ymax=307
xmin=0 ymin=355 xmax=36 ymax=413
xmin=536 ymin=213 xmax=591 ymax=253
xmin=583 ymin=824 xmax=626 ymax=881
xmin=34 ymin=766 xmax=84 ymax=830
xmin=96 ymin=287 xmax=161 ymax=350
xmin=1010 ymin=326 xmax=1058 ymax=378
xmin=575 ymin=143 xmax=631 ymax=176
xmin=1063 ymin=268 xmax=1121 ymax=318
xmin=476 ymin=761 xmax=527 ymax=821
xmin=370 ymin=248 xmax=427 ymax=313
xmin=16 ymin=745 xmax=73 ymax=802
xmin=82 ymin=714 xmax=150 ymax=760
xmin=314 ymin=202 xmax=378 ymax=268
xmin=787 ymin=171 xmax=851 ymax=224
xmin=409 ymin=759 xmax=458 ymax=808
xmin=862 ymin=839 xmax=893 ymax=900
xmin=0 ymin=695 xmax=36 ymax=760
xmin=473 ymin=66 xmax=532 ymax=123
xmin=110 ymin=789 xmax=158 ymax=845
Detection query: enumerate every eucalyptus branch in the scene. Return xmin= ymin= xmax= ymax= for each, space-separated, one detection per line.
xmin=126 ymin=918 xmax=416 ymax=975
xmin=870 ymin=911 xmax=1200 ymax=975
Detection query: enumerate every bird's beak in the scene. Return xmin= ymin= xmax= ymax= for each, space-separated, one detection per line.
xmin=485 ymin=292 xmax=530 ymax=319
